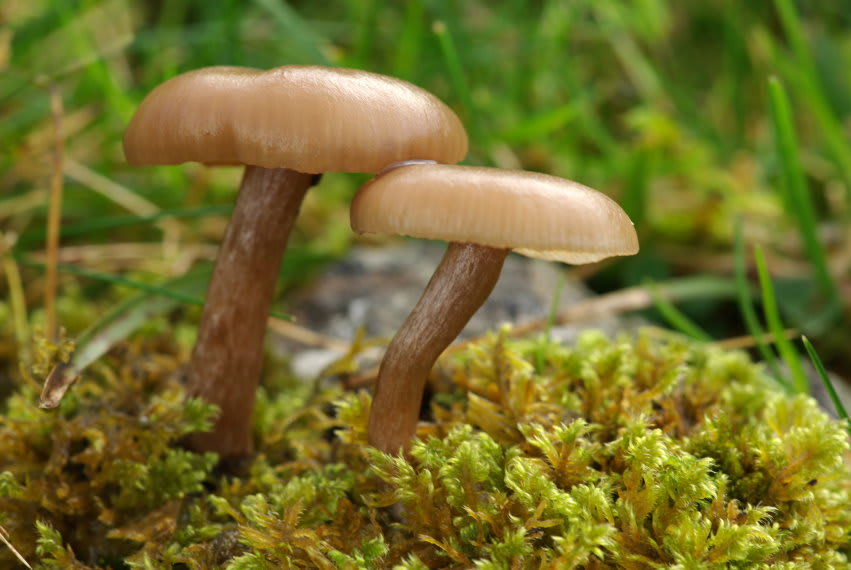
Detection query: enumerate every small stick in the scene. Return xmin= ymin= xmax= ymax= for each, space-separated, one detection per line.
xmin=266 ymin=317 xmax=351 ymax=352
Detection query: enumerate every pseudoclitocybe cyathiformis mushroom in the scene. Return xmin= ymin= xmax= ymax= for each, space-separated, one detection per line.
xmin=350 ymin=163 xmax=639 ymax=453
xmin=124 ymin=66 xmax=468 ymax=460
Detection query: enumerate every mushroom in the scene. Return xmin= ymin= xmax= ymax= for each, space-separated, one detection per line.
xmin=350 ymin=163 xmax=639 ymax=453
xmin=124 ymin=66 xmax=467 ymax=460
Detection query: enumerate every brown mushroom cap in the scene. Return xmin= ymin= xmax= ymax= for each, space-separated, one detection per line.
xmin=351 ymin=164 xmax=639 ymax=264
xmin=123 ymin=65 xmax=468 ymax=173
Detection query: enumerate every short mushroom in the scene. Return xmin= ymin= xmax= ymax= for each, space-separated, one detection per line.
xmin=124 ymin=66 xmax=467 ymax=460
xmin=350 ymin=163 xmax=638 ymax=453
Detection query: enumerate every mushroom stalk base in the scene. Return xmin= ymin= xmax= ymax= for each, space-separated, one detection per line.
xmin=185 ymin=165 xmax=314 ymax=459
xmin=368 ymin=242 xmax=509 ymax=454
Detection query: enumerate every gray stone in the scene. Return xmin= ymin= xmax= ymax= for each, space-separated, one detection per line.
xmin=276 ymin=241 xmax=640 ymax=379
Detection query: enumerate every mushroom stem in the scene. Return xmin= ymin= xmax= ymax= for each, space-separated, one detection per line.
xmin=368 ymin=241 xmax=509 ymax=453
xmin=185 ymin=165 xmax=315 ymax=459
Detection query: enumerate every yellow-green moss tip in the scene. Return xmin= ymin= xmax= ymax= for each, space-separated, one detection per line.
xmin=2 ymin=329 xmax=849 ymax=567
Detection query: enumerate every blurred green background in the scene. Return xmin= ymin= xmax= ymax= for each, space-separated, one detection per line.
xmin=1 ymin=1 xmax=850 ymax=383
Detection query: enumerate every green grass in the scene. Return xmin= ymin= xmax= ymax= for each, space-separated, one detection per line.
xmin=767 ymin=76 xmax=839 ymax=315
xmin=803 ymin=335 xmax=851 ymax=432
xmin=753 ymin=244 xmax=809 ymax=394
xmin=2 ymin=1 xmax=850 ymax=388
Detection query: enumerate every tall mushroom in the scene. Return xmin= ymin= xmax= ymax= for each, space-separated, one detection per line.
xmin=124 ymin=66 xmax=467 ymax=460
xmin=350 ymin=163 xmax=639 ymax=453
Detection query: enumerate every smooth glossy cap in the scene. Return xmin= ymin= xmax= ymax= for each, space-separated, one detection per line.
xmin=351 ymin=164 xmax=639 ymax=264
xmin=123 ymin=65 xmax=468 ymax=173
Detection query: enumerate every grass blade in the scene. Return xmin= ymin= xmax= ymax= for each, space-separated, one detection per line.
xmin=767 ymin=77 xmax=839 ymax=311
xmin=390 ymin=0 xmax=426 ymax=80
xmin=1 ymin=246 xmax=32 ymax=367
xmin=344 ymin=0 xmax=376 ymax=67
xmin=21 ymin=259 xmax=213 ymax=307
xmin=644 ymin=278 xmax=713 ymax=342
xmin=44 ymin=85 xmax=64 ymax=341
xmin=802 ymin=336 xmax=850 ymax=433
xmin=431 ymin=19 xmax=480 ymax=152
xmin=16 ymin=205 xmax=232 ymax=248
xmin=620 ymin=146 xmax=655 ymax=228
xmin=753 ymin=245 xmax=808 ymax=393
xmin=40 ymin=267 xmax=211 ymax=408
xmin=252 ymin=0 xmax=330 ymax=65
xmin=18 ymin=256 xmax=296 ymax=321
xmin=773 ymin=0 xmax=851 ymax=197
xmin=733 ymin=220 xmax=787 ymax=389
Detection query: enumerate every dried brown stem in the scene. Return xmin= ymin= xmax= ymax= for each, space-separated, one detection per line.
xmin=45 ymin=85 xmax=64 ymax=342
xmin=368 ymin=242 xmax=509 ymax=453
xmin=185 ymin=165 xmax=314 ymax=459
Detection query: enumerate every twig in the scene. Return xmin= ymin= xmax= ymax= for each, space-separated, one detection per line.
xmin=346 ymin=285 xmax=655 ymax=389
xmin=449 ymin=283 xmax=656 ymax=351
xmin=714 ymin=329 xmax=799 ymax=350
xmin=266 ymin=316 xmax=351 ymax=352
xmin=345 ymin=277 xmax=742 ymax=389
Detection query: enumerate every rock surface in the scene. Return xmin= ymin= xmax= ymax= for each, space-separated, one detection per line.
xmin=269 ymin=241 xmax=851 ymax=416
xmin=275 ymin=241 xmax=641 ymax=379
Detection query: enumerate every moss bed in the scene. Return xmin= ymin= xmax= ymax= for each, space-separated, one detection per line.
xmin=1 ymin=328 xmax=849 ymax=568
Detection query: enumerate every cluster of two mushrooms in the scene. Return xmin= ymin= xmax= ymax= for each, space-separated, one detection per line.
xmin=124 ymin=65 xmax=637 ymax=460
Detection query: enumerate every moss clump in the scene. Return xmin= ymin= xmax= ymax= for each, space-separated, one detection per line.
xmin=1 ymin=336 xmax=218 ymax=567
xmin=2 ymin=328 xmax=849 ymax=568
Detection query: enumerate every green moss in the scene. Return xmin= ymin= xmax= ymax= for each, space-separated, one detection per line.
xmin=2 ymin=328 xmax=849 ymax=568
xmin=1 ymin=335 xmax=218 ymax=567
